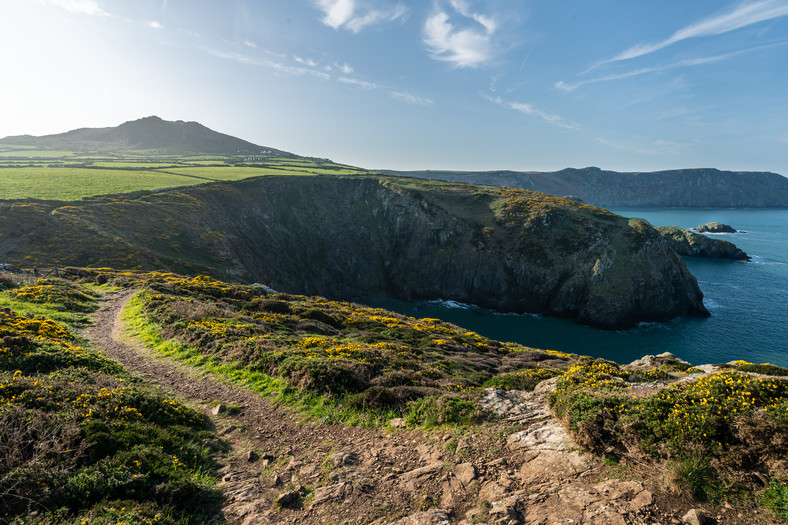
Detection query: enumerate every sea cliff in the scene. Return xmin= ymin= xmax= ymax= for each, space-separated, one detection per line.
xmin=0 ymin=175 xmax=709 ymax=328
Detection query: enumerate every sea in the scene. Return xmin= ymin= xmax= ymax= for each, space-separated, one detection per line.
xmin=361 ymin=209 xmax=788 ymax=368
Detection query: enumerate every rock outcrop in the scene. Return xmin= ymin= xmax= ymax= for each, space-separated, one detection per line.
xmin=657 ymin=226 xmax=749 ymax=260
xmin=0 ymin=175 xmax=710 ymax=329
xmin=695 ymin=221 xmax=737 ymax=233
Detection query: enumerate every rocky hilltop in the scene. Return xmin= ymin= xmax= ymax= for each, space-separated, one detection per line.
xmin=0 ymin=116 xmax=292 ymax=155
xmin=393 ymin=167 xmax=788 ymax=208
xmin=0 ymin=175 xmax=708 ymax=328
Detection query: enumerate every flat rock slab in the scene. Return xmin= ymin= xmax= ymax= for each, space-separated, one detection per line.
xmin=524 ymin=479 xmax=655 ymax=525
xmin=389 ymin=509 xmax=451 ymax=525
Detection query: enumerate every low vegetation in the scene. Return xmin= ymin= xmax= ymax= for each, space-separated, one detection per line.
xmin=98 ymin=269 xmax=574 ymax=427
xmin=2 ymin=268 xmax=787 ymax=521
xmin=549 ymin=358 xmax=788 ymax=505
xmin=0 ymin=273 xmax=223 ymax=523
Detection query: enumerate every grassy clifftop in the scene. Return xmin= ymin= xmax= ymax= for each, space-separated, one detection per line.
xmin=0 ymin=174 xmax=708 ymax=329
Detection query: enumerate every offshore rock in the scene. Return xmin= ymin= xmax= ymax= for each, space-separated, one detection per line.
xmin=0 ymin=176 xmax=709 ymax=329
xmin=695 ymin=222 xmax=737 ymax=233
xmin=657 ymin=226 xmax=749 ymax=261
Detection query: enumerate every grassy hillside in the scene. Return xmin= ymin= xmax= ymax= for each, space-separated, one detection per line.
xmin=0 ymin=274 xmax=224 ymax=523
xmin=2 ymin=269 xmax=786 ymax=521
xmin=0 ymin=150 xmax=369 ymax=201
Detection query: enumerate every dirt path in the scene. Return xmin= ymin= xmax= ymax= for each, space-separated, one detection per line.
xmin=87 ymin=290 xmax=703 ymax=525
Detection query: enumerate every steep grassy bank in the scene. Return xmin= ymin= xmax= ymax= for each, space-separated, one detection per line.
xmin=0 ymin=175 xmax=708 ymax=328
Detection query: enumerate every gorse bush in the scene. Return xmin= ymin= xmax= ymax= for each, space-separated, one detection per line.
xmin=84 ymin=269 xmax=575 ymax=427
xmin=0 ymin=292 xmax=223 ymax=523
xmin=11 ymin=277 xmax=100 ymax=313
xmin=548 ymin=359 xmax=788 ymax=502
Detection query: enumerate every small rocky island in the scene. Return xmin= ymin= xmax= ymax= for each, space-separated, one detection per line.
xmin=695 ymin=221 xmax=738 ymax=233
xmin=657 ymin=226 xmax=749 ymax=260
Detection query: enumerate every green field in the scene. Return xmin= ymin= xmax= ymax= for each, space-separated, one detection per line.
xmin=0 ymin=150 xmax=373 ymax=201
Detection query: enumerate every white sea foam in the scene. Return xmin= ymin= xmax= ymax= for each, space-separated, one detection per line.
xmin=703 ymin=297 xmax=724 ymax=311
xmin=428 ymin=299 xmax=474 ymax=310
xmin=749 ymin=255 xmax=787 ymax=265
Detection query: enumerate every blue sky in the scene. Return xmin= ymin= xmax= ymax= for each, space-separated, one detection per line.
xmin=2 ymin=0 xmax=788 ymax=174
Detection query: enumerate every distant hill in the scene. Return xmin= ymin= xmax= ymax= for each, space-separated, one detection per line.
xmin=389 ymin=167 xmax=788 ymax=208
xmin=0 ymin=116 xmax=292 ymax=155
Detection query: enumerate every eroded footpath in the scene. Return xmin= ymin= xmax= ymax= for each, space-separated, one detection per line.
xmin=88 ymin=290 xmax=720 ymax=524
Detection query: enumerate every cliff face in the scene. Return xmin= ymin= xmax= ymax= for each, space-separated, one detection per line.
xmin=0 ymin=175 xmax=709 ymax=328
xmin=395 ymin=167 xmax=788 ymax=208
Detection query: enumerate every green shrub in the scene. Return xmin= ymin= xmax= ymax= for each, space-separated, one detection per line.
xmin=760 ymin=479 xmax=788 ymax=520
xmin=404 ymin=395 xmax=489 ymax=427
xmin=668 ymin=454 xmax=722 ymax=501
xmin=483 ymin=368 xmax=560 ymax=391
xmin=0 ymin=299 xmax=222 ymax=523
xmin=736 ymin=363 xmax=788 ymax=377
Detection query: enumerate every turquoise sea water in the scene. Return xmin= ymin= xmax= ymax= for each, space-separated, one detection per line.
xmin=362 ymin=209 xmax=788 ymax=368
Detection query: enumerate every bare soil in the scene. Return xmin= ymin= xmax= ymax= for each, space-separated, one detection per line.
xmin=86 ymin=290 xmax=770 ymax=525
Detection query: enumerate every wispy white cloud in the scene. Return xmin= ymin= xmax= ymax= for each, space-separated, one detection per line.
xmin=484 ymin=95 xmax=580 ymax=130
xmin=335 ymin=62 xmax=354 ymax=74
xmin=449 ymin=0 xmax=497 ymax=34
xmin=147 ymin=20 xmax=162 ymax=29
xmin=206 ymin=45 xmax=428 ymax=108
xmin=37 ymin=0 xmax=109 ymax=16
xmin=391 ymin=91 xmax=434 ymax=106
xmin=294 ymin=56 xmax=319 ymax=67
xmin=338 ymin=76 xmax=379 ymax=90
xmin=314 ymin=0 xmax=407 ymax=33
xmin=243 ymin=40 xmax=257 ymax=49
xmin=204 ymin=48 xmax=331 ymax=80
xmin=424 ymin=1 xmax=498 ymax=69
xmin=556 ymin=42 xmax=786 ymax=91
xmin=346 ymin=4 xmax=408 ymax=32
xmin=591 ymin=0 xmax=788 ymax=69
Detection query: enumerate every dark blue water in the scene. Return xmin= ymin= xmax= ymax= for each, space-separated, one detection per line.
xmin=362 ymin=209 xmax=788 ymax=368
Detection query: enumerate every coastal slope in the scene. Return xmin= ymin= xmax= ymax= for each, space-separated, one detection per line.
xmin=0 ymin=175 xmax=708 ymax=328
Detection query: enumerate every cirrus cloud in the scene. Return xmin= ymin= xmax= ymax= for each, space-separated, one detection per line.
xmin=37 ymin=0 xmax=109 ymax=16
xmin=484 ymin=95 xmax=581 ymax=130
xmin=590 ymin=0 xmax=788 ymax=70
